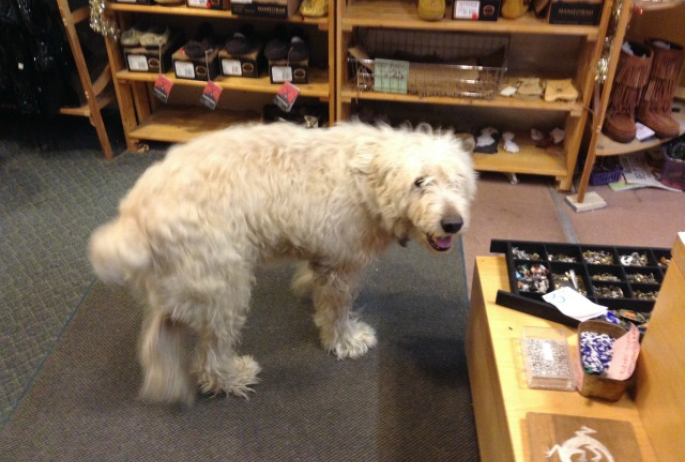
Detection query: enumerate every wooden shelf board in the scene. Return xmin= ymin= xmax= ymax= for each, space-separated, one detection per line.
xmin=117 ymin=69 xmax=330 ymax=98
xmin=342 ymin=1 xmax=599 ymax=37
xmin=596 ymin=111 xmax=685 ymax=156
xmin=129 ymin=107 xmax=261 ymax=143
xmin=107 ymin=2 xmax=328 ymax=27
xmin=341 ymin=85 xmax=583 ymax=113
xmin=473 ymin=136 xmax=567 ymax=177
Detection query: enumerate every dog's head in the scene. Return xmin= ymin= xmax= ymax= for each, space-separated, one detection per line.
xmin=354 ymin=124 xmax=477 ymax=253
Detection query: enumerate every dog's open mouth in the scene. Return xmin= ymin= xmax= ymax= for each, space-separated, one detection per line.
xmin=427 ymin=234 xmax=453 ymax=252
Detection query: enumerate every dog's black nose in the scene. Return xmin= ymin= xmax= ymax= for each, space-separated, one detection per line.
xmin=441 ymin=216 xmax=463 ymax=234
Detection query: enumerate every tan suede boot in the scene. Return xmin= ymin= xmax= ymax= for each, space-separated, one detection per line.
xmin=637 ymin=39 xmax=685 ymax=139
xmin=603 ymin=42 xmax=653 ymax=143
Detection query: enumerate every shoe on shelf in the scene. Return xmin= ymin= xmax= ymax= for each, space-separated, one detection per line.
xmin=603 ymin=41 xmax=653 ymax=143
xmin=120 ymin=22 xmax=150 ymax=47
xmin=184 ymin=22 xmax=216 ymax=59
xmin=637 ymin=38 xmax=685 ymax=139
xmin=140 ymin=25 xmax=171 ymax=48
xmin=264 ymin=24 xmax=289 ymax=61
xmin=225 ymin=24 xmax=259 ymax=56
xmin=299 ymin=0 xmax=327 ymax=18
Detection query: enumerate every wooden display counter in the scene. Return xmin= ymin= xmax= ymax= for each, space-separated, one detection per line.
xmin=465 ymin=256 xmax=659 ymax=461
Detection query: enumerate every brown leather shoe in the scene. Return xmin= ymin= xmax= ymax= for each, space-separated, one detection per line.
xmin=637 ymin=39 xmax=685 ymax=139
xmin=603 ymin=42 xmax=653 ymax=143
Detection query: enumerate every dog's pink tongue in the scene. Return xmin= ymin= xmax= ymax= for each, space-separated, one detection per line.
xmin=436 ymin=236 xmax=452 ymax=249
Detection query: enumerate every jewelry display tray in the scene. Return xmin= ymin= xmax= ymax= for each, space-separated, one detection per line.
xmin=490 ymin=239 xmax=672 ymax=326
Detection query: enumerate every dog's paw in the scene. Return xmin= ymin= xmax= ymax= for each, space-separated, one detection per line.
xmin=227 ymin=355 xmax=262 ymax=398
xmin=197 ymin=355 xmax=262 ymax=399
xmin=325 ymin=320 xmax=377 ymax=359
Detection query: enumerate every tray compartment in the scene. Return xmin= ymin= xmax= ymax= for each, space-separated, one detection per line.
xmin=549 ymin=262 xmax=589 ymax=296
xmin=581 ymin=245 xmax=619 ymax=265
xmin=512 ymin=259 xmax=552 ymax=299
xmin=615 ymin=246 xmax=657 ymax=267
xmin=623 ymin=266 xmax=662 ymax=285
xmin=545 ymin=243 xmax=582 ymax=263
xmin=586 ymin=264 xmax=625 ymax=284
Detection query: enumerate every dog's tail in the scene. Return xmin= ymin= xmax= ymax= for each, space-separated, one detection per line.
xmin=138 ymin=312 xmax=195 ymax=406
xmin=89 ymin=216 xmax=151 ymax=286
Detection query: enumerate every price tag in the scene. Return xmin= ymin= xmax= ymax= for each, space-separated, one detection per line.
xmin=271 ymin=66 xmax=293 ymax=83
xmin=127 ymin=55 xmax=149 ymax=72
xmin=454 ymin=0 xmax=480 ymax=20
xmin=273 ymin=81 xmax=300 ymax=112
xmin=153 ymin=74 xmax=174 ymax=103
xmin=200 ymin=80 xmax=223 ymax=110
xmin=221 ymin=59 xmax=242 ymax=76
xmin=174 ymin=61 xmax=196 ymax=80
xmin=374 ymin=59 xmax=409 ymax=94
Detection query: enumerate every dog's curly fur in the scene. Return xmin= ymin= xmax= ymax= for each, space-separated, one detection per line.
xmin=89 ymin=121 xmax=477 ymax=405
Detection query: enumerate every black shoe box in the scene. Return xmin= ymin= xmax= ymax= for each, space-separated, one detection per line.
xmin=172 ymin=47 xmax=220 ymax=81
xmin=268 ymin=59 xmax=308 ymax=84
xmin=123 ymin=34 xmax=182 ymax=74
xmin=218 ymin=48 xmax=264 ymax=78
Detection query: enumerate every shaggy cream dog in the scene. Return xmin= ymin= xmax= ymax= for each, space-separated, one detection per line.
xmin=89 ymin=121 xmax=477 ymax=405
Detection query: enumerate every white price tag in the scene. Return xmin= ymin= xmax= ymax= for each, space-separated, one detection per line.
xmin=271 ymin=66 xmax=293 ymax=83
xmin=222 ymin=59 xmax=242 ymax=76
xmin=454 ymin=0 xmax=480 ymax=20
xmin=187 ymin=0 xmax=206 ymax=6
xmin=127 ymin=55 xmax=149 ymax=72
xmin=175 ymin=61 xmax=196 ymax=79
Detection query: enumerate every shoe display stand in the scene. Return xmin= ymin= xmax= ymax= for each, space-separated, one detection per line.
xmin=576 ymin=0 xmax=685 ymax=203
xmin=104 ymin=1 xmax=335 ymax=151
xmin=335 ymin=0 xmax=615 ymax=190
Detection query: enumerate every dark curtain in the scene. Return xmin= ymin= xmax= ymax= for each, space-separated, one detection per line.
xmin=0 ymin=0 xmax=79 ymax=114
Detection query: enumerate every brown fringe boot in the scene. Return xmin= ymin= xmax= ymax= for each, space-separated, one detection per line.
xmin=603 ymin=42 xmax=653 ymax=143
xmin=637 ymin=39 xmax=684 ymax=139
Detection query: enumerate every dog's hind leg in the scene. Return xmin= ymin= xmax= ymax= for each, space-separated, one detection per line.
xmin=312 ymin=267 xmax=377 ymax=359
xmin=193 ymin=276 xmax=261 ymax=399
xmin=138 ymin=311 xmax=195 ymax=406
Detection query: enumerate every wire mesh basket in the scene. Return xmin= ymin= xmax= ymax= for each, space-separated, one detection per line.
xmin=348 ymin=29 xmax=509 ymax=99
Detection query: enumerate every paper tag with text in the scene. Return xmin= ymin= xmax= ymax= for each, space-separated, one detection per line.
xmin=153 ymin=74 xmax=174 ymax=103
xmin=200 ymin=80 xmax=223 ymax=110
xmin=273 ymin=81 xmax=300 ymax=113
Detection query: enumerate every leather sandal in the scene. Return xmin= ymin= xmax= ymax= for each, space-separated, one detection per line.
xmin=299 ymin=0 xmax=328 ymax=17
xmin=544 ymin=79 xmax=579 ymax=102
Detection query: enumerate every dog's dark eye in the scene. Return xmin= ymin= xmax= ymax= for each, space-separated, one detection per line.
xmin=414 ymin=177 xmax=426 ymax=189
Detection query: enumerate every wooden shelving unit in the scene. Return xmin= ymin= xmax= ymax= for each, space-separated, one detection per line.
xmin=576 ymin=1 xmax=685 ymax=203
xmin=335 ymin=0 xmax=614 ymax=190
xmin=104 ymin=0 xmax=335 ymax=151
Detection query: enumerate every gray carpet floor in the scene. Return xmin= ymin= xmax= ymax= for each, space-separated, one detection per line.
xmin=0 ymin=114 xmax=478 ymax=461
xmin=0 ymin=113 xmax=163 ymax=426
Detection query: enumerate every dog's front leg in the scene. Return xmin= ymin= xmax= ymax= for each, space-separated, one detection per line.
xmin=311 ymin=268 xmax=377 ymax=359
